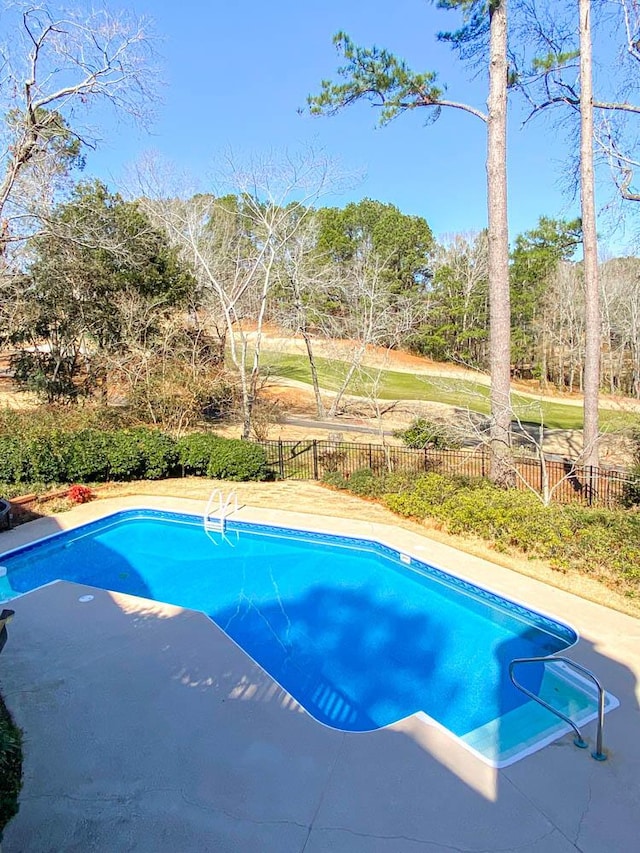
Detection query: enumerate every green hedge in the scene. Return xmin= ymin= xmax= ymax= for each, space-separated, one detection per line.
xmin=0 ymin=427 xmax=179 ymax=485
xmin=0 ymin=427 xmax=269 ymax=487
xmin=207 ymin=439 xmax=269 ymax=481
xmin=622 ymin=465 xmax=640 ymax=508
xmin=394 ymin=417 xmax=462 ymax=450
xmin=178 ymin=433 xmax=269 ymax=481
xmin=177 ymin=433 xmax=223 ymax=476
xmin=324 ymin=469 xmax=640 ymax=595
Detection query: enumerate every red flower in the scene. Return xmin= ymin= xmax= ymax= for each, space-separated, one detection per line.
xmin=67 ymin=485 xmax=94 ymax=504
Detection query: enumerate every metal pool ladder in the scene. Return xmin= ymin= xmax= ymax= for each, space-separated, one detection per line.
xmin=509 ymin=656 xmax=608 ymax=761
xmin=204 ymin=488 xmax=238 ymax=536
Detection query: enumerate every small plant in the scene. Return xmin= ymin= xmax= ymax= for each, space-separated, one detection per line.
xmin=67 ymin=484 xmax=94 ymax=504
xmin=344 ymin=467 xmax=382 ymax=497
xmin=622 ymin=471 xmax=640 ymax=508
xmin=394 ymin=418 xmax=462 ymax=450
xmin=318 ymin=447 xmax=347 ymax=474
xmin=621 ymin=425 xmax=640 ymax=507
xmin=321 ymin=471 xmax=348 ymax=489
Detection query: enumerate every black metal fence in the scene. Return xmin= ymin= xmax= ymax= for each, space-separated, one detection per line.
xmin=256 ymin=439 xmax=635 ymax=508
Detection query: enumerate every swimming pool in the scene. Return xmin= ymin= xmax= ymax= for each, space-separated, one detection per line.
xmin=0 ymin=509 xmax=616 ymax=765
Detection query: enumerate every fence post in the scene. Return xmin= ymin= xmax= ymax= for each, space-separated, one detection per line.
xmin=312 ymin=440 xmax=319 ymax=480
xmin=368 ymin=444 xmax=373 ymax=469
xmin=278 ymin=440 xmax=285 ymax=480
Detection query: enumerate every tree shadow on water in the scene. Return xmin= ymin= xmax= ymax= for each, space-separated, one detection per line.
xmin=213 ymin=584 xmax=459 ymax=732
xmin=1 ymin=534 xmax=153 ymax=603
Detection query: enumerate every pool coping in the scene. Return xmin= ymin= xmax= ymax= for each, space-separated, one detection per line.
xmin=0 ymin=495 xmax=623 ymax=768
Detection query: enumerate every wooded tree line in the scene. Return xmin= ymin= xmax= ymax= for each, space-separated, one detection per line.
xmin=5 ymin=176 xmax=640 ymax=437
xmin=1 ymin=171 xmax=436 ymax=436
xmin=418 ymin=220 xmax=640 ymax=399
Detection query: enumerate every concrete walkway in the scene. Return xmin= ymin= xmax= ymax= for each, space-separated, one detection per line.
xmin=1 ymin=498 xmax=639 ymax=852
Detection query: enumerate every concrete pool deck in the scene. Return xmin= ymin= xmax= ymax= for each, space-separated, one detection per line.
xmin=0 ymin=496 xmax=639 ymax=852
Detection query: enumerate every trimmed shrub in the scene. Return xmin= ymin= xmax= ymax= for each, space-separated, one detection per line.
xmin=325 ymin=467 xmax=640 ymax=594
xmin=0 ymin=436 xmax=28 ymax=484
xmin=560 ymin=506 xmax=640 ymax=583
xmin=104 ymin=430 xmax=147 ymax=480
xmin=394 ymin=418 xmax=462 ymax=450
xmin=321 ymin=471 xmax=348 ymax=490
xmin=384 ymin=473 xmax=472 ymax=519
xmin=105 ymin=429 xmax=178 ymax=481
xmin=344 ymin=467 xmax=384 ymax=498
xmin=127 ymin=429 xmax=178 ymax=480
xmin=24 ymin=432 xmax=67 ymax=483
xmin=438 ymin=485 xmax=570 ymax=555
xmin=206 ymin=439 xmax=269 ymax=481
xmin=64 ymin=429 xmax=112 ymax=482
xmin=177 ymin=433 xmax=223 ymax=476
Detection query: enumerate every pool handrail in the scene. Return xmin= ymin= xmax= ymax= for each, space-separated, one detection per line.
xmin=204 ymin=488 xmax=238 ymax=535
xmin=509 ymin=655 xmax=607 ymax=761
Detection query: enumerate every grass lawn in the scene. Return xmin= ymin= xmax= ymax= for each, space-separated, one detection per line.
xmin=262 ymin=351 xmax=631 ymax=431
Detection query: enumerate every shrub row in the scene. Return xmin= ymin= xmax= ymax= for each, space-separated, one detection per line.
xmin=0 ymin=692 xmax=22 ymax=839
xmin=324 ymin=469 xmax=640 ymax=594
xmin=177 ymin=433 xmax=269 ymax=481
xmin=0 ymin=428 xmax=269 ymax=487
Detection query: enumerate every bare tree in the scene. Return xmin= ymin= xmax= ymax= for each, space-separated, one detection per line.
xmin=508 ymin=405 xmax=602 ymax=505
xmin=320 ymin=247 xmax=420 ymax=418
xmin=135 ymin=151 xmax=336 ymax=438
xmin=600 ymin=255 xmax=640 ymax=397
xmin=429 ymin=231 xmax=489 ymax=369
xmin=273 ymin=217 xmax=329 ymax=418
xmin=0 ymin=2 xmax=156 ymax=247
xmin=103 ymin=290 xmax=238 ymax=435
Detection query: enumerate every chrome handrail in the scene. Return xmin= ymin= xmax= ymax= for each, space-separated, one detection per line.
xmin=509 ymin=655 xmax=607 ymax=761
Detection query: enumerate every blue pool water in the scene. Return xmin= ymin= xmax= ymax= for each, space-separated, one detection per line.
xmin=0 ymin=510 xmax=583 ymax=753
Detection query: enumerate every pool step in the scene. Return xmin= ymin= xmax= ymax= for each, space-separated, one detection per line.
xmin=461 ymin=668 xmax=618 ymax=767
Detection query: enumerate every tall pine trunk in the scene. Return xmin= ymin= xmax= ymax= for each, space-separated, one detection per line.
xmin=579 ymin=0 xmax=600 ymax=468
xmin=487 ymin=0 xmax=514 ymax=484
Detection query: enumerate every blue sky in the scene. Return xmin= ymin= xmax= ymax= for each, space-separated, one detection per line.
xmin=85 ymin=0 xmax=630 ymax=251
